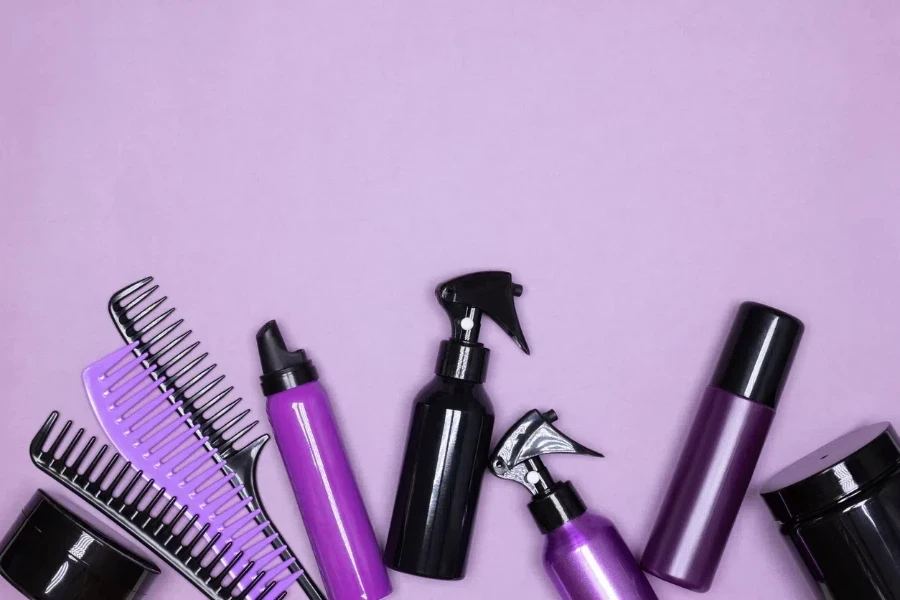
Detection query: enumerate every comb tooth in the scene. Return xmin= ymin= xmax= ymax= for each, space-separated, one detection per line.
xmin=212 ymin=548 xmax=244 ymax=586
xmin=231 ymin=522 xmax=269 ymax=549
xmin=84 ymin=344 xmax=141 ymax=384
xmin=72 ymin=435 xmax=96 ymax=474
xmin=194 ymin=473 xmax=236 ymax=505
xmin=33 ymin=412 xmax=60 ymax=454
xmin=171 ymin=364 xmax=216 ymax=396
xmin=118 ymin=469 xmax=145 ymax=504
xmin=131 ymin=477 xmax=156 ymax=510
xmin=47 ymin=419 xmax=72 ymax=458
xmin=110 ymin=277 xmax=154 ymax=305
xmin=197 ymin=537 xmax=228 ymax=576
xmin=186 ymin=383 xmax=231 ymax=413
xmin=222 ymin=434 xmax=267 ymax=461
xmin=59 ymin=428 xmax=85 ymax=466
xmin=121 ymin=284 xmax=159 ymax=312
xmin=144 ymin=330 xmax=192 ymax=365
xmin=204 ymin=485 xmax=244 ymax=514
xmin=136 ymin=486 xmax=166 ymax=527
xmin=216 ymin=497 xmax=254 ymax=524
xmin=175 ymin=514 xmax=201 ymax=550
xmin=207 ymin=410 xmax=250 ymax=445
xmin=215 ymin=420 xmax=258 ymax=451
xmin=112 ymin=379 xmax=169 ymax=415
xmin=161 ymin=347 xmax=205 ymax=377
xmin=235 ymin=569 xmax=267 ymax=600
xmin=239 ymin=533 xmax=279 ymax=564
xmin=224 ymin=560 xmax=256 ymax=595
xmin=241 ymin=545 xmax=286 ymax=579
xmin=124 ymin=397 xmax=181 ymax=434
xmin=241 ymin=557 xmax=295 ymax=597
xmin=161 ymin=504 xmax=190 ymax=544
xmin=151 ymin=425 xmax=202 ymax=462
xmin=130 ymin=296 xmax=168 ymax=324
xmin=84 ymin=445 xmax=109 ymax=484
xmin=184 ymin=376 xmax=226 ymax=414
xmin=218 ymin=509 xmax=262 ymax=540
xmin=138 ymin=321 xmax=186 ymax=356
xmin=139 ymin=413 xmax=193 ymax=453
xmin=106 ymin=460 xmax=133 ymax=496
xmin=189 ymin=526 xmax=216 ymax=559
xmin=104 ymin=364 xmax=158 ymax=405
xmin=137 ymin=307 xmax=176 ymax=335
xmin=102 ymin=352 xmax=149 ymax=389
xmin=183 ymin=460 xmax=226 ymax=497
xmin=166 ymin=441 xmax=213 ymax=480
xmin=197 ymin=398 xmax=240 ymax=435
xmin=260 ymin=570 xmax=303 ymax=600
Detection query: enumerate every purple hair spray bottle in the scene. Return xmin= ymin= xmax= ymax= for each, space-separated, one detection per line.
xmin=490 ymin=409 xmax=659 ymax=600
xmin=641 ymin=302 xmax=803 ymax=592
xmin=257 ymin=321 xmax=392 ymax=600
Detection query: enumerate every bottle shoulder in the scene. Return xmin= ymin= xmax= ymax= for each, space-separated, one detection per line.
xmin=544 ymin=513 xmax=617 ymax=555
xmin=414 ymin=376 xmax=494 ymax=413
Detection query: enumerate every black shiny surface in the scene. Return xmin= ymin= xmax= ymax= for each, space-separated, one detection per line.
xmin=763 ymin=424 xmax=900 ymax=600
xmin=256 ymin=320 xmax=319 ymax=395
xmin=711 ymin=301 xmax=803 ymax=409
xmin=384 ymin=377 xmax=494 ymax=580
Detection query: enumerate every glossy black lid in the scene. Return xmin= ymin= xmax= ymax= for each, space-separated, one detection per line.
xmin=257 ymin=320 xmax=319 ymax=395
xmin=761 ymin=423 xmax=900 ymax=524
xmin=711 ymin=301 xmax=804 ymax=409
xmin=0 ymin=490 xmax=159 ymax=599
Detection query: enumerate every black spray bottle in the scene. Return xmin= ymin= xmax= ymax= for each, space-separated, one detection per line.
xmin=384 ymin=271 xmax=529 ymax=580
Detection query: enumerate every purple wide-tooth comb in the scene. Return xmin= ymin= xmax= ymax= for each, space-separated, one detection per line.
xmin=82 ymin=344 xmax=317 ymax=600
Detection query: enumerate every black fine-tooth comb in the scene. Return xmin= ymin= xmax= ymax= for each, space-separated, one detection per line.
xmin=99 ymin=277 xmax=324 ymax=600
xmin=31 ymin=412 xmax=307 ymax=600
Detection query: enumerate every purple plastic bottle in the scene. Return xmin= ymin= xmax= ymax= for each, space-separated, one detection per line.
xmin=641 ymin=302 xmax=803 ymax=593
xmin=490 ymin=409 xmax=659 ymax=600
xmin=257 ymin=321 xmax=392 ymax=600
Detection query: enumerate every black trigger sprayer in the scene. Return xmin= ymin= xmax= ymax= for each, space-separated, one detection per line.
xmin=384 ymin=271 xmax=529 ymax=580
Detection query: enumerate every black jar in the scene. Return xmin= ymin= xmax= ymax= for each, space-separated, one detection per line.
xmin=761 ymin=422 xmax=900 ymax=600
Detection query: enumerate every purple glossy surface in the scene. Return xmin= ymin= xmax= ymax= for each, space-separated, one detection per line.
xmin=544 ymin=513 xmax=658 ymax=600
xmin=641 ymin=387 xmax=774 ymax=592
xmin=266 ymin=381 xmax=391 ymax=600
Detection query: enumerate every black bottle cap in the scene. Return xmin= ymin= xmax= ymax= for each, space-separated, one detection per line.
xmin=528 ymin=482 xmax=587 ymax=534
xmin=0 ymin=490 xmax=159 ymax=600
xmin=710 ymin=302 xmax=804 ymax=410
xmin=761 ymin=423 xmax=900 ymax=524
xmin=256 ymin=320 xmax=318 ymax=396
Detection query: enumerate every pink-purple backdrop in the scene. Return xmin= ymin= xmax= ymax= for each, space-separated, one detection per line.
xmin=2 ymin=3 xmax=900 ymax=599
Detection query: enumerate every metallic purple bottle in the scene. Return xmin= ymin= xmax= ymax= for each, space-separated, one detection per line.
xmin=491 ymin=410 xmax=659 ymax=600
xmin=258 ymin=321 xmax=392 ymax=600
xmin=641 ymin=302 xmax=803 ymax=593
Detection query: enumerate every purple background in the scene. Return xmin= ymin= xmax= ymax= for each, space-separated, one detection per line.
xmin=2 ymin=3 xmax=899 ymax=599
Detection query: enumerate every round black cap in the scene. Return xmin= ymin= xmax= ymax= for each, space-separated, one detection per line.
xmin=528 ymin=481 xmax=587 ymax=534
xmin=0 ymin=490 xmax=159 ymax=599
xmin=761 ymin=423 xmax=900 ymax=524
xmin=710 ymin=301 xmax=804 ymax=410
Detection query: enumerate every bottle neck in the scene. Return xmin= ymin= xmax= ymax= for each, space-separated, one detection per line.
xmin=435 ymin=340 xmax=490 ymax=383
xmin=528 ymin=481 xmax=587 ymax=534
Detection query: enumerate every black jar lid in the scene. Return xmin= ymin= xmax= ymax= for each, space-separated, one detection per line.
xmin=0 ymin=490 xmax=159 ymax=599
xmin=761 ymin=423 xmax=900 ymax=524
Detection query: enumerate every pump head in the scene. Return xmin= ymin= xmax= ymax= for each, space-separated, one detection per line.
xmin=490 ymin=409 xmax=603 ymax=533
xmin=434 ymin=271 xmax=529 ymax=383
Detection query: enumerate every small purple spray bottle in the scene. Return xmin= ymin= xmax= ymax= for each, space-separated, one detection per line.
xmin=490 ymin=409 xmax=659 ymax=600
xmin=257 ymin=321 xmax=392 ymax=600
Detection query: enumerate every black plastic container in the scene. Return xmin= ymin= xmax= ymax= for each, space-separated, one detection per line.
xmin=761 ymin=422 xmax=900 ymax=600
xmin=0 ymin=490 xmax=159 ymax=600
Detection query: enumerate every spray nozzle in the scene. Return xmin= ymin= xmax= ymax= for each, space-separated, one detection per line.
xmin=490 ymin=409 xmax=602 ymax=496
xmin=434 ymin=271 xmax=529 ymax=383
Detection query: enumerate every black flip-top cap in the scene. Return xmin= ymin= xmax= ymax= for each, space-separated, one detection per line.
xmin=0 ymin=490 xmax=159 ymax=599
xmin=257 ymin=320 xmax=318 ymax=395
xmin=761 ymin=423 xmax=900 ymax=524
xmin=711 ymin=302 xmax=804 ymax=410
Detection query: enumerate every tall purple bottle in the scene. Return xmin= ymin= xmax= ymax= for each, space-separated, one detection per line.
xmin=257 ymin=321 xmax=392 ymax=600
xmin=641 ymin=302 xmax=803 ymax=593
xmin=490 ymin=409 xmax=659 ymax=600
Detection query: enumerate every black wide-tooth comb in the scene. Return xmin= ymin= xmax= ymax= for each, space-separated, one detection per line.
xmin=31 ymin=412 xmax=313 ymax=600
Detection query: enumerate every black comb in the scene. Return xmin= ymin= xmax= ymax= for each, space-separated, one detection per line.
xmin=31 ymin=412 xmax=320 ymax=600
